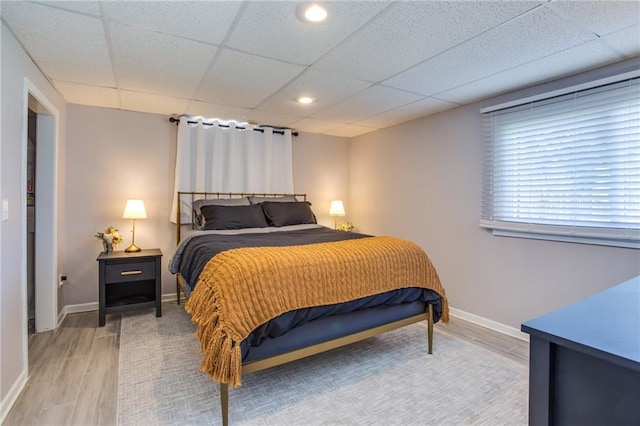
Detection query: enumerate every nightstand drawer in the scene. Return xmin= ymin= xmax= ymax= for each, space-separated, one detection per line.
xmin=105 ymin=260 xmax=155 ymax=283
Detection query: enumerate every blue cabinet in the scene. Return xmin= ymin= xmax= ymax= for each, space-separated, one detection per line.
xmin=522 ymin=276 xmax=640 ymax=426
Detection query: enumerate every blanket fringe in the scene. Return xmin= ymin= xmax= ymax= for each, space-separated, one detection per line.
xmin=440 ymin=294 xmax=450 ymax=324
xmin=186 ymin=274 xmax=244 ymax=385
xmin=198 ymin=328 xmax=243 ymax=387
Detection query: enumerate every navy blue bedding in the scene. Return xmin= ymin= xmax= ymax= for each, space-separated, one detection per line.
xmin=177 ymin=227 xmax=369 ymax=292
xmin=173 ymin=226 xmax=443 ymax=361
xmin=241 ymin=288 xmax=442 ymax=360
xmin=243 ymin=301 xmax=431 ymax=362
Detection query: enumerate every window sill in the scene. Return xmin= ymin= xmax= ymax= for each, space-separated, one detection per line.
xmin=480 ymin=221 xmax=640 ymax=250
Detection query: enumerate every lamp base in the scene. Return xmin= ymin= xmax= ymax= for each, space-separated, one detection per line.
xmin=124 ymin=243 xmax=142 ymax=253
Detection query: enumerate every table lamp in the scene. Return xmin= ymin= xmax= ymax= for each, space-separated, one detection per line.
xmin=329 ymin=200 xmax=345 ymax=229
xmin=122 ymin=199 xmax=147 ymax=252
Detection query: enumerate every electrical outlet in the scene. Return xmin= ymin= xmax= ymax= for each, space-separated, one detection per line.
xmin=58 ymin=274 xmax=67 ymax=288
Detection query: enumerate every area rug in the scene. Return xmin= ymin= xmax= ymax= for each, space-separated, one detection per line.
xmin=117 ymin=303 xmax=528 ymax=425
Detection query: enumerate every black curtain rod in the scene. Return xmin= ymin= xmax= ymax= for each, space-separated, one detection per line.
xmin=169 ymin=117 xmax=298 ymax=137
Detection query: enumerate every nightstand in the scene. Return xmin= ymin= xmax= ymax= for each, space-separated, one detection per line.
xmin=97 ymin=248 xmax=162 ymax=327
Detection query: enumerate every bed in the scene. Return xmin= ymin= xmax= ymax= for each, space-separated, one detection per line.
xmin=169 ymin=191 xmax=449 ymax=425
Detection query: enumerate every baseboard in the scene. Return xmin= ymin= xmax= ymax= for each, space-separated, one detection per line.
xmin=62 ymin=299 xmax=525 ymax=343
xmin=63 ymin=298 xmax=525 ymax=343
xmin=57 ymin=306 xmax=67 ymax=327
xmin=62 ymin=294 xmax=178 ymax=315
xmin=449 ymin=307 xmax=529 ymax=342
xmin=162 ymin=293 xmax=177 ymax=302
xmin=56 ymin=302 xmax=97 ymax=327
xmin=0 ymin=369 xmax=27 ymax=423
xmin=65 ymin=302 xmax=98 ymax=314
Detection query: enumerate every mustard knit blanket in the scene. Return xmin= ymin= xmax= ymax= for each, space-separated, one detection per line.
xmin=185 ymin=236 xmax=448 ymax=387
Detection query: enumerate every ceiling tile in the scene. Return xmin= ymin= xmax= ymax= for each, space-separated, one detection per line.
xmin=289 ymin=118 xmax=343 ymax=134
xmin=184 ymin=101 xmax=251 ymax=123
xmin=109 ymin=22 xmax=217 ymax=99
xmin=185 ymin=103 xmax=303 ymax=128
xmin=312 ymin=85 xmax=422 ymax=123
xmin=436 ymin=38 xmax=624 ymax=105
xmin=312 ymin=1 xmax=541 ymax=83
xmin=383 ymin=6 xmax=599 ymax=96
xmin=545 ymin=1 xmax=640 ymax=36
xmin=40 ymin=1 xmax=101 ymax=16
xmin=194 ymin=49 xmax=305 ymax=108
xmin=1 ymin=2 xmax=115 ymax=86
xmin=226 ymin=1 xmax=389 ymax=65
xmin=325 ymin=124 xmax=377 ymax=138
xmin=101 ymin=1 xmax=242 ymax=45
xmin=120 ymin=90 xmax=190 ymax=116
xmin=242 ymin=109 xmax=302 ymax=128
xmin=357 ymin=97 xmax=459 ymax=129
xmin=602 ymin=24 xmax=640 ymax=58
xmin=53 ymin=81 xmax=120 ymax=109
xmin=258 ymin=69 xmax=371 ymax=116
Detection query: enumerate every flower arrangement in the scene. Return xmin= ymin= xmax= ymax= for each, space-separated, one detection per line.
xmin=336 ymin=221 xmax=354 ymax=232
xmin=95 ymin=226 xmax=124 ymax=246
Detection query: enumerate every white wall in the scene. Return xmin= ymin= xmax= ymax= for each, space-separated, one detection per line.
xmin=64 ymin=105 xmax=177 ymax=304
xmin=349 ymin=77 xmax=639 ymax=331
xmin=63 ymin=104 xmax=351 ymax=305
xmin=1 ymin=22 xmax=67 ymax=416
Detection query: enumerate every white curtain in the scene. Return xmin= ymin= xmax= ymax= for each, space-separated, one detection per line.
xmin=170 ymin=118 xmax=294 ymax=223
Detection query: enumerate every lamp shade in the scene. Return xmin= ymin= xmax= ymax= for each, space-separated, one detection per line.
xmin=122 ymin=199 xmax=147 ymax=219
xmin=329 ymin=200 xmax=345 ymax=216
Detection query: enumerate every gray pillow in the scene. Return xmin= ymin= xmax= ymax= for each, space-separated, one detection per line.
xmin=248 ymin=195 xmax=298 ymax=205
xmin=201 ymin=204 xmax=269 ymax=230
xmin=192 ymin=197 xmax=250 ymax=229
xmin=261 ymin=201 xmax=317 ymax=227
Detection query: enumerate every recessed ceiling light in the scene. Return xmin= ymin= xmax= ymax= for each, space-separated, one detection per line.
xmin=298 ymin=3 xmax=328 ymax=23
xmin=297 ymin=96 xmax=316 ymax=104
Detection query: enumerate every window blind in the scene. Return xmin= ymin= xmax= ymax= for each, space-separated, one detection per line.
xmin=481 ymin=77 xmax=640 ymax=248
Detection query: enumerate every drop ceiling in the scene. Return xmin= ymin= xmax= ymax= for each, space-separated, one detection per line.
xmin=1 ymin=1 xmax=638 ymax=137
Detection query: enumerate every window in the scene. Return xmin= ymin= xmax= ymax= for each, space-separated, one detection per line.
xmin=481 ymin=75 xmax=640 ymax=249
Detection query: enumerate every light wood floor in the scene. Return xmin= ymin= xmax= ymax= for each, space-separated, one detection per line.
xmin=4 ymin=302 xmax=529 ymax=426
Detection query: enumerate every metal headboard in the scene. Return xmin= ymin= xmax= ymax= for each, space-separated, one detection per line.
xmin=175 ymin=191 xmax=307 ymax=244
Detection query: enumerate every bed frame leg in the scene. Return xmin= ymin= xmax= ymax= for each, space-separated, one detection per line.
xmin=176 ymin=278 xmax=181 ymax=305
xmin=220 ymin=382 xmax=229 ymax=426
xmin=427 ymin=303 xmax=434 ymax=354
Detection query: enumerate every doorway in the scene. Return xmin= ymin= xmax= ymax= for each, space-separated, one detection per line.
xmin=24 ymin=81 xmax=58 ymax=335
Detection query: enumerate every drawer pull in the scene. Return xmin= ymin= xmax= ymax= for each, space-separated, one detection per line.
xmin=121 ymin=270 xmax=142 ymax=276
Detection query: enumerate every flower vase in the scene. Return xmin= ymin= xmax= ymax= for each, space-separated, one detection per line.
xmin=103 ymin=241 xmax=113 ymax=253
